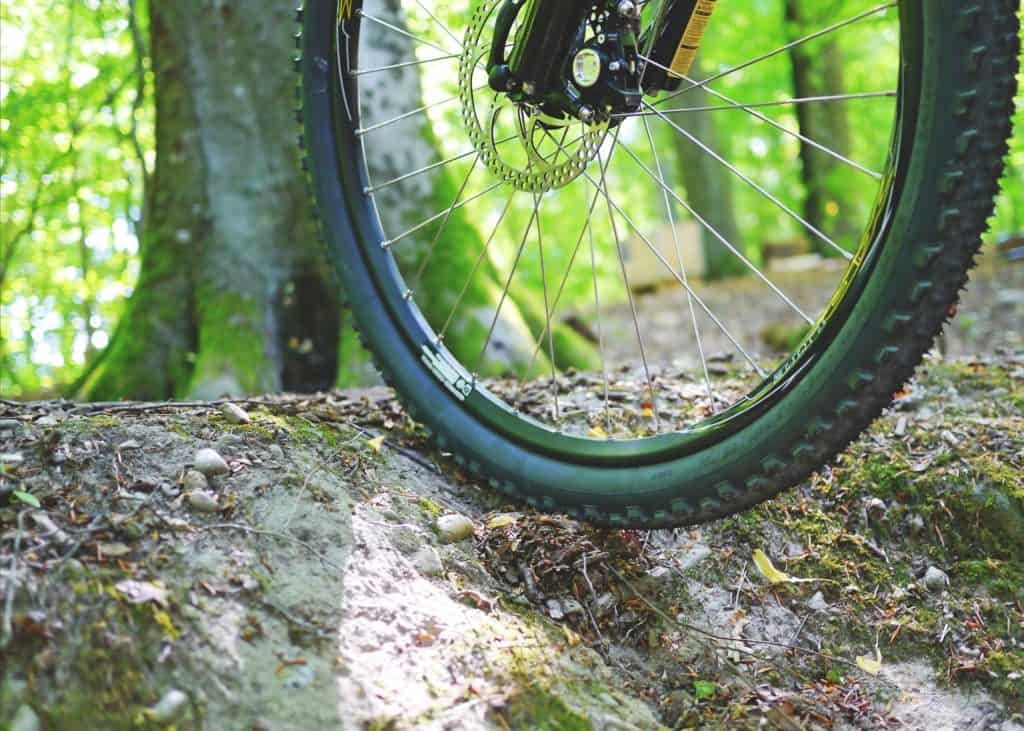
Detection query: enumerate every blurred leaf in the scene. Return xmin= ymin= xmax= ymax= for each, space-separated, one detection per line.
xmin=12 ymin=490 xmax=40 ymax=508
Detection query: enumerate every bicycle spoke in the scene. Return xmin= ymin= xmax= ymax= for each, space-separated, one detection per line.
xmin=413 ymin=0 xmax=464 ymax=51
xmin=514 ymin=169 xmax=607 ymax=399
xmin=440 ymin=196 xmax=516 ymax=340
xmin=653 ymin=2 xmax=896 ymax=108
xmin=474 ymin=195 xmax=542 ymax=378
xmin=533 ymin=196 xmax=560 ymax=422
xmin=587 ymin=217 xmax=612 ymax=431
xmin=643 ymin=100 xmax=853 ymax=260
xmin=579 ymin=166 xmax=767 ymax=378
xmin=381 ymin=181 xmax=504 ymax=248
xmin=365 ymin=134 xmax=518 ymax=194
xmin=351 ymin=54 xmax=460 ymax=77
xmin=618 ymin=139 xmax=815 ymax=325
xmin=616 ymin=91 xmax=897 ymax=118
xmin=357 ymin=9 xmax=455 ymax=57
xmin=639 ymin=115 xmax=717 ymax=412
xmin=595 ymin=130 xmax=662 ymax=431
xmin=669 ymin=66 xmax=883 ymax=179
xmin=356 ymin=88 xmax=481 ymax=136
xmin=413 ymin=154 xmax=482 ymax=287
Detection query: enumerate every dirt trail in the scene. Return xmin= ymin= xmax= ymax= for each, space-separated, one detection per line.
xmin=1 ymin=359 xmax=1021 ymax=729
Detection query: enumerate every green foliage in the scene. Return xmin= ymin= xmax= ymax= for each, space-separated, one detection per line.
xmin=1 ymin=0 xmax=151 ymax=397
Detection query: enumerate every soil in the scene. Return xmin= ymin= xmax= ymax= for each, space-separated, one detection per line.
xmin=1 ymin=358 xmax=1022 ymax=727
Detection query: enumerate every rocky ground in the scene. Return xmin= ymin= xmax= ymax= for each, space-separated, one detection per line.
xmin=0 ymin=356 xmax=1022 ymax=730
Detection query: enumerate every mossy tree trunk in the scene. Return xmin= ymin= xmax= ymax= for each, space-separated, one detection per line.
xmin=784 ymin=0 xmax=857 ymax=257
xmin=81 ymin=0 xmax=371 ymax=400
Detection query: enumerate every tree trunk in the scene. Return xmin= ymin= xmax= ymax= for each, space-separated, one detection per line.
xmin=81 ymin=0 xmax=374 ymax=400
xmin=785 ymin=0 xmax=857 ymax=256
xmin=669 ymin=55 xmax=747 ymax=280
xmin=81 ymin=0 xmax=595 ymax=401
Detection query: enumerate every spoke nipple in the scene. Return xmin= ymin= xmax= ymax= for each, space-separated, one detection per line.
xmin=381 ymin=240 xmax=392 ymax=249
xmin=403 ymin=289 xmax=414 ymax=300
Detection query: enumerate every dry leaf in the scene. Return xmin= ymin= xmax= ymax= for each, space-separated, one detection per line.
xmin=366 ymin=435 xmax=386 ymax=453
xmin=116 ymin=579 xmax=169 ymax=607
xmin=856 ymin=649 xmax=883 ymax=675
xmin=99 ymin=542 xmax=132 ymax=557
xmin=486 ymin=513 xmax=521 ymax=529
xmin=588 ymin=425 xmax=608 ymax=439
xmin=753 ymin=549 xmax=819 ymax=585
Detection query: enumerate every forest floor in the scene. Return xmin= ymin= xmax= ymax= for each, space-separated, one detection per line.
xmin=1 ymin=350 xmax=1022 ymax=730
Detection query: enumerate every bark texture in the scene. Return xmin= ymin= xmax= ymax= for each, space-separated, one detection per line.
xmin=82 ymin=0 xmax=369 ymax=400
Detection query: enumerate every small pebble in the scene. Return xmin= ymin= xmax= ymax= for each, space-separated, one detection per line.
xmin=592 ymin=592 xmax=616 ymax=618
xmin=0 ymin=419 xmax=21 ymax=434
xmin=923 ymin=566 xmax=949 ymax=591
xmin=546 ymin=599 xmax=564 ymax=620
xmin=561 ymin=598 xmax=585 ymax=616
xmin=806 ymin=591 xmax=829 ymax=612
xmin=194 ymin=448 xmax=229 ymax=476
xmin=220 ymin=403 xmax=251 ymax=425
xmin=436 ymin=514 xmax=474 ymax=543
xmin=907 ymin=513 xmax=926 ymax=535
xmin=30 ymin=513 xmax=69 ymax=545
xmin=146 ymin=689 xmax=189 ymax=723
xmin=35 ymin=415 xmax=60 ymax=427
xmin=268 ymin=443 xmax=285 ymax=461
xmin=0 ymin=453 xmax=25 ymax=464
xmin=187 ymin=490 xmax=220 ymax=514
xmin=411 ymin=546 xmax=444 ymax=576
xmin=866 ymin=497 xmax=887 ymax=520
xmin=9 ymin=705 xmax=41 ymax=731
xmin=117 ymin=439 xmax=142 ymax=451
xmin=182 ymin=470 xmax=208 ymax=493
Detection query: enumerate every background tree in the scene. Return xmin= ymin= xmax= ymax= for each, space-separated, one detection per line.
xmin=784 ymin=0 xmax=859 ymax=255
xmin=669 ymin=55 xmax=747 ymax=280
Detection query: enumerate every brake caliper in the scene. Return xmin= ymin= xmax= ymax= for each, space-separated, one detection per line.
xmin=487 ymin=0 xmax=644 ymax=123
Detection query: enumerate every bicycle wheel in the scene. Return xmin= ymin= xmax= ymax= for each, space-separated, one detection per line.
xmin=298 ymin=0 xmax=1019 ymax=527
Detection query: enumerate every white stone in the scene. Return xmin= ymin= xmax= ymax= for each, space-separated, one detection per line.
xmin=194 ymin=448 xmax=229 ymax=476
xmin=923 ymin=566 xmax=950 ymax=591
xmin=436 ymin=514 xmax=474 ymax=544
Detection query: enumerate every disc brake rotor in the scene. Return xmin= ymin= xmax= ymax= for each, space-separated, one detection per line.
xmin=460 ymin=0 xmax=608 ymax=194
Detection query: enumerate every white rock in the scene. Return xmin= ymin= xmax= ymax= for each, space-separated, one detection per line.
xmin=193 ymin=448 xmax=229 ymax=476
xmin=219 ymin=403 xmax=251 ymax=425
xmin=411 ymin=546 xmax=444 ymax=576
xmin=117 ymin=439 xmax=142 ymax=450
xmin=923 ymin=566 xmax=950 ymax=591
xmin=146 ymin=689 xmax=189 ymax=723
xmin=9 ymin=705 xmax=41 ymax=731
xmin=562 ymin=598 xmax=585 ymax=616
xmin=182 ymin=470 xmax=208 ymax=492
xmin=0 ymin=419 xmax=22 ymax=434
xmin=436 ymin=514 xmax=474 ymax=544
xmin=187 ymin=490 xmax=220 ymax=513
xmin=806 ymin=591 xmax=829 ymax=612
